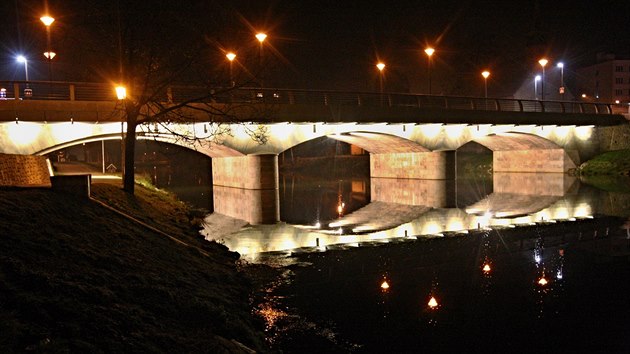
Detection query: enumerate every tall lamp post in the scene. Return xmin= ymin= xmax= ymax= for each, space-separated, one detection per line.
xmin=255 ymin=32 xmax=267 ymax=89
xmin=424 ymin=47 xmax=435 ymax=94
xmin=534 ymin=75 xmax=540 ymax=100
xmin=481 ymin=70 xmax=490 ymax=109
xmin=16 ymin=56 xmax=32 ymax=97
xmin=40 ymin=15 xmax=55 ymax=82
xmin=226 ymin=52 xmax=236 ymax=87
xmin=557 ymin=62 xmax=564 ymax=100
xmin=538 ymin=58 xmax=548 ymax=101
xmin=376 ymin=62 xmax=385 ymax=105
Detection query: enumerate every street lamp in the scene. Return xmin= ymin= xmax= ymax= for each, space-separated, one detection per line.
xmin=256 ymin=32 xmax=267 ymax=88
xmin=226 ymin=52 xmax=236 ymax=87
xmin=481 ymin=70 xmax=490 ymax=110
xmin=535 ymin=75 xmax=541 ymax=101
xmin=538 ymin=58 xmax=548 ymax=101
xmin=16 ymin=56 xmax=32 ymax=97
xmin=115 ymin=86 xmax=127 ymax=100
xmin=481 ymin=71 xmax=490 ymax=98
xmin=376 ymin=62 xmax=385 ymax=105
xmin=557 ymin=62 xmax=564 ymax=100
xmin=40 ymin=15 xmax=55 ymax=81
xmin=424 ymin=47 xmax=435 ymax=94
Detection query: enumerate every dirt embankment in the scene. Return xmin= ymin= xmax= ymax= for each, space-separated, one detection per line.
xmin=0 ymin=183 xmax=271 ymax=353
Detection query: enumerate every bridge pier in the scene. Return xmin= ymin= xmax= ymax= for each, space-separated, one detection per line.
xmin=370 ymin=151 xmax=455 ymax=179
xmin=211 ymin=154 xmax=279 ymax=224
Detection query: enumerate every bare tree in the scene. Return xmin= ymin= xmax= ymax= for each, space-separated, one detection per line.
xmin=62 ymin=1 xmax=271 ymax=193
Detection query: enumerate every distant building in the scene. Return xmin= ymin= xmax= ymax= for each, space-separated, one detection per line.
xmin=576 ymin=53 xmax=630 ymax=112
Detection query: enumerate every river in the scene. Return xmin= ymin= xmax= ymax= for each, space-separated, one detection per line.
xmin=200 ymin=169 xmax=630 ymax=353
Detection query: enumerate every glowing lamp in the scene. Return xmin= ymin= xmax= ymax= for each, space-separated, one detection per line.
xmin=482 ymin=264 xmax=491 ymax=273
xmin=255 ymin=33 xmax=267 ymax=43
xmin=428 ymin=296 xmax=438 ymax=309
xmin=376 ymin=62 xmax=385 ymax=72
xmin=481 ymin=71 xmax=490 ymax=79
xmin=538 ymin=277 xmax=548 ymax=286
xmin=226 ymin=52 xmax=236 ymax=61
xmin=43 ymin=52 xmax=56 ymax=60
xmin=40 ymin=16 xmax=55 ymax=27
xmin=115 ymin=86 xmax=127 ymax=100
xmin=381 ymin=280 xmax=390 ymax=291
xmin=424 ymin=47 xmax=435 ymax=57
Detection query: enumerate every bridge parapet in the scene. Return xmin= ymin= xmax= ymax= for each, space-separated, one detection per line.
xmin=0 ymin=81 xmax=623 ymax=126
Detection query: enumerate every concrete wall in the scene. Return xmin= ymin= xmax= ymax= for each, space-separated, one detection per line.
xmin=370 ymin=151 xmax=454 ymax=179
xmin=0 ymin=153 xmax=51 ymax=187
xmin=493 ymin=149 xmax=576 ymax=173
xmin=213 ymin=185 xmax=279 ymax=224
xmin=212 ymin=154 xmax=278 ymax=189
xmin=370 ymin=177 xmax=450 ymax=208
xmin=211 ymin=154 xmax=279 ymax=224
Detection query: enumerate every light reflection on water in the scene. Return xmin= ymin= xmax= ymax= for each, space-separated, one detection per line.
xmin=199 ymin=170 xmax=630 ymax=352
xmin=202 ymin=173 xmax=610 ymax=262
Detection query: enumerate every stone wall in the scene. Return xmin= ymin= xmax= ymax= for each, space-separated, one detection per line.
xmin=493 ymin=149 xmax=576 ymax=173
xmin=370 ymin=151 xmax=454 ymax=179
xmin=0 ymin=153 xmax=51 ymax=187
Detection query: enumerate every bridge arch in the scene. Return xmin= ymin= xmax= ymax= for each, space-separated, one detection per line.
xmin=459 ymin=132 xmax=577 ymax=173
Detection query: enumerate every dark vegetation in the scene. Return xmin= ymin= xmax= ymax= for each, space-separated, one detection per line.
xmin=577 ymin=149 xmax=630 ymax=176
xmin=0 ymin=183 xmax=270 ymax=353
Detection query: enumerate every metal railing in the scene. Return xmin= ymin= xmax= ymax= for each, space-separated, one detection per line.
xmin=0 ymin=80 xmax=615 ymax=115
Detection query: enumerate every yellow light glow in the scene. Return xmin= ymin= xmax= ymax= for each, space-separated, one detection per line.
xmin=538 ymin=58 xmax=548 ymax=67
xmin=226 ymin=52 xmax=236 ymax=61
xmin=40 ymin=16 xmax=55 ymax=27
xmin=538 ymin=277 xmax=548 ymax=286
xmin=43 ymin=52 xmax=56 ymax=60
xmin=483 ymin=264 xmax=491 ymax=273
xmin=554 ymin=125 xmax=571 ymax=139
xmin=422 ymin=222 xmax=442 ymax=235
xmin=481 ymin=71 xmax=490 ymax=79
xmin=420 ymin=123 xmax=442 ymax=138
xmin=424 ymin=47 xmax=435 ymax=57
xmin=575 ymin=126 xmax=593 ymax=140
xmin=7 ymin=121 xmax=43 ymax=145
xmin=428 ymin=296 xmax=439 ymax=309
xmin=445 ymin=124 xmax=466 ymax=139
xmin=376 ymin=62 xmax=385 ymax=71
xmin=115 ymin=86 xmax=127 ymax=100
xmin=255 ymin=32 xmax=267 ymax=43
xmin=381 ymin=280 xmax=390 ymax=291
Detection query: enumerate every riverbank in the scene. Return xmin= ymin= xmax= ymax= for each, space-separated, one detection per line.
xmin=0 ymin=183 xmax=271 ymax=353
xmin=578 ymin=148 xmax=630 ymax=176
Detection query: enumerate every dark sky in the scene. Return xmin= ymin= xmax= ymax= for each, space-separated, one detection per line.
xmin=1 ymin=0 xmax=629 ymax=96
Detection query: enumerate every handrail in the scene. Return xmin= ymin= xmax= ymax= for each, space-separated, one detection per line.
xmin=0 ymin=80 xmax=615 ymax=115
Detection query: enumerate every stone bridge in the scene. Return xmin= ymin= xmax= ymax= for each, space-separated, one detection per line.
xmin=1 ymin=81 xmax=627 ymax=223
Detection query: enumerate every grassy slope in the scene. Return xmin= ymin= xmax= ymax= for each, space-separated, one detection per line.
xmin=0 ymin=183 xmax=267 ymax=353
xmin=578 ymin=149 xmax=630 ymax=175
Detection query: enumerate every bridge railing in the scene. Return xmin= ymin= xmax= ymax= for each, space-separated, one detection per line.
xmin=0 ymin=80 xmax=614 ymax=115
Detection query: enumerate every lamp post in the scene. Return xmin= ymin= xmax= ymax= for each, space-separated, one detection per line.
xmin=534 ymin=75 xmax=540 ymax=105
xmin=226 ymin=52 xmax=236 ymax=87
xmin=557 ymin=62 xmax=564 ymax=100
xmin=16 ymin=56 xmax=32 ymax=97
xmin=255 ymin=32 xmax=267 ymax=89
xmin=424 ymin=47 xmax=435 ymax=94
xmin=376 ymin=62 xmax=385 ymax=105
xmin=40 ymin=15 xmax=55 ymax=82
xmin=481 ymin=70 xmax=490 ymax=110
xmin=538 ymin=58 xmax=548 ymax=101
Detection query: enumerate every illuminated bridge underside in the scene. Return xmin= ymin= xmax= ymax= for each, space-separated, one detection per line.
xmin=470 ymin=132 xmax=577 ymax=172
xmin=329 ymin=132 xmax=450 ymax=179
xmin=329 ymin=201 xmax=432 ymax=234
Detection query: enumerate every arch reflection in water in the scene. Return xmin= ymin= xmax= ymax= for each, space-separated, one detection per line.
xmin=202 ymin=172 xmax=605 ymax=261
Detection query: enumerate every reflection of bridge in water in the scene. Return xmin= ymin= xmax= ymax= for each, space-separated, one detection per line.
xmin=202 ymin=172 xmax=615 ymax=261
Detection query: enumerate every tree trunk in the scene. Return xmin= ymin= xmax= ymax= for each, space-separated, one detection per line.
xmin=123 ymin=107 xmax=138 ymax=194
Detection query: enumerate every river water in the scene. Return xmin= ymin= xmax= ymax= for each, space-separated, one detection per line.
xmin=200 ymin=167 xmax=630 ymax=353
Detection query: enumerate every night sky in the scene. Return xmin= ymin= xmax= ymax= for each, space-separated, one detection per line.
xmin=1 ymin=0 xmax=628 ymax=97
